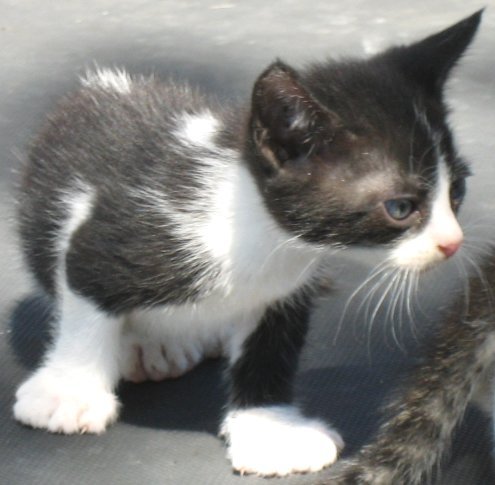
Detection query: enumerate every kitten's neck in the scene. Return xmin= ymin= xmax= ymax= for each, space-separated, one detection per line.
xmin=204 ymin=154 xmax=325 ymax=288
xmin=171 ymin=104 xmax=326 ymax=301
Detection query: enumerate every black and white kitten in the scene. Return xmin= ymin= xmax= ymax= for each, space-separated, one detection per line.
xmin=328 ymin=251 xmax=495 ymax=485
xmin=13 ymin=11 xmax=480 ymax=477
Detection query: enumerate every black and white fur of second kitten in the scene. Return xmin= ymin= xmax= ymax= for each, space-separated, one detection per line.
xmin=327 ymin=253 xmax=495 ymax=485
xmin=13 ymin=11 xmax=480 ymax=477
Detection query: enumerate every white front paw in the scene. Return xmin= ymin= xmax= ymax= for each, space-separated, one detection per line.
xmin=14 ymin=367 xmax=119 ymax=434
xmin=220 ymin=405 xmax=343 ymax=476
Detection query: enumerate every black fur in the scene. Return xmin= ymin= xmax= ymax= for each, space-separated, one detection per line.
xmin=20 ymin=82 xmax=230 ymax=308
xmin=229 ymin=290 xmax=312 ymax=408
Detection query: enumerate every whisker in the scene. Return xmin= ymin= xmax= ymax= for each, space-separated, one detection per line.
xmin=406 ymin=270 xmax=421 ymax=341
xmin=258 ymin=233 xmax=305 ymax=273
xmin=462 ymin=252 xmax=494 ymax=313
xmin=454 ymin=257 xmax=471 ymax=316
xmin=368 ymin=269 xmax=398 ymax=330
xmin=408 ymin=104 xmax=421 ymax=173
xmin=361 ymin=268 xmax=393 ymax=323
xmin=397 ymin=269 xmax=411 ymax=349
xmin=417 ymin=144 xmax=436 ymax=173
xmin=358 ymin=267 xmax=396 ymax=340
xmin=294 ymin=254 xmax=322 ymax=287
xmin=365 ymin=267 xmax=401 ymax=356
xmin=390 ymin=270 xmax=407 ymax=352
xmin=334 ymin=260 xmax=392 ymax=344
xmin=460 ymin=241 xmax=493 ymax=258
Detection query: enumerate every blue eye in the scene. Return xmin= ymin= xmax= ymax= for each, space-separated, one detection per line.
xmin=384 ymin=198 xmax=416 ymax=221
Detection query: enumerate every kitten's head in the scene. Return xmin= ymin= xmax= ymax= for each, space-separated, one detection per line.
xmin=245 ymin=10 xmax=482 ymax=272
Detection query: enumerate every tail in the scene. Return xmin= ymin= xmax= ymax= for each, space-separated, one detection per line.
xmin=322 ymin=264 xmax=495 ymax=484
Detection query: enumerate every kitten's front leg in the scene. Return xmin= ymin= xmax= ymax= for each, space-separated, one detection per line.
xmin=13 ymin=285 xmax=122 ymax=434
xmin=220 ymin=294 xmax=343 ymax=476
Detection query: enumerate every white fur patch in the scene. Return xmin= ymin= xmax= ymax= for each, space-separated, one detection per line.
xmin=172 ymin=110 xmax=323 ymax=292
xmin=120 ymin=308 xmax=224 ymax=382
xmin=56 ymin=186 xmax=95 ymax=255
xmin=174 ymin=111 xmax=220 ymax=150
xmin=14 ymin=285 xmax=123 ymax=434
xmin=389 ymin=160 xmax=463 ymax=270
xmin=220 ymin=405 xmax=343 ymax=476
xmin=120 ymin=301 xmax=266 ymax=382
xmin=195 ymin=161 xmax=324 ymax=299
xmin=81 ymin=67 xmax=132 ymax=94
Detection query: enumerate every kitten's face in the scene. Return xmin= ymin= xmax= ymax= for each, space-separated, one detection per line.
xmin=246 ymin=11 xmax=481 ymax=272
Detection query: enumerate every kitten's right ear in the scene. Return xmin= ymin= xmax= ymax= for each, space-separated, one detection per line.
xmin=250 ymin=60 xmax=339 ymax=170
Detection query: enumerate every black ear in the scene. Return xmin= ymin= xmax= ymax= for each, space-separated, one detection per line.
xmin=250 ymin=60 xmax=339 ymax=168
xmin=385 ymin=10 xmax=483 ymax=96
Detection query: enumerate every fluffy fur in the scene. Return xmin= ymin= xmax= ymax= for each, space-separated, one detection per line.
xmin=13 ymin=10 xmax=480 ymax=476
xmin=326 ymin=252 xmax=495 ymax=485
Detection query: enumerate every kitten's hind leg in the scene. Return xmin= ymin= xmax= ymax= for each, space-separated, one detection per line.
xmin=13 ymin=285 xmax=123 ymax=434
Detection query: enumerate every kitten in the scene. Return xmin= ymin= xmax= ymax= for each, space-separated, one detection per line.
xmin=12 ymin=10 xmax=480 ymax=477
xmin=327 ymin=251 xmax=495 ymax=485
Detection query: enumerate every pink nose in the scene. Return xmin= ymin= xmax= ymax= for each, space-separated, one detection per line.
xmin=438 ymin=241 xmax=461 ymax=258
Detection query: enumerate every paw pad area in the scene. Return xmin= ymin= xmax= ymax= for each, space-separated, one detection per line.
xmin=221 ymin=405 xmax=343 ymax=476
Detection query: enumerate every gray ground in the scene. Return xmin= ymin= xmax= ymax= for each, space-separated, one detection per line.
xmin=1 ymin=1 xmax=494 ymax=484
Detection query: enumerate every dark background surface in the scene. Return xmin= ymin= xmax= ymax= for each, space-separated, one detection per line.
xmin=1 ymin=2 xmax=495 ymax=484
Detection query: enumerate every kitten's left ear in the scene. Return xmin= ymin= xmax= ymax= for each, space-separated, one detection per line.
xmin=386 ymin=10 xmax=483 ymax=96
xmin=250 ymin=60 xmax=340 ymax=170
